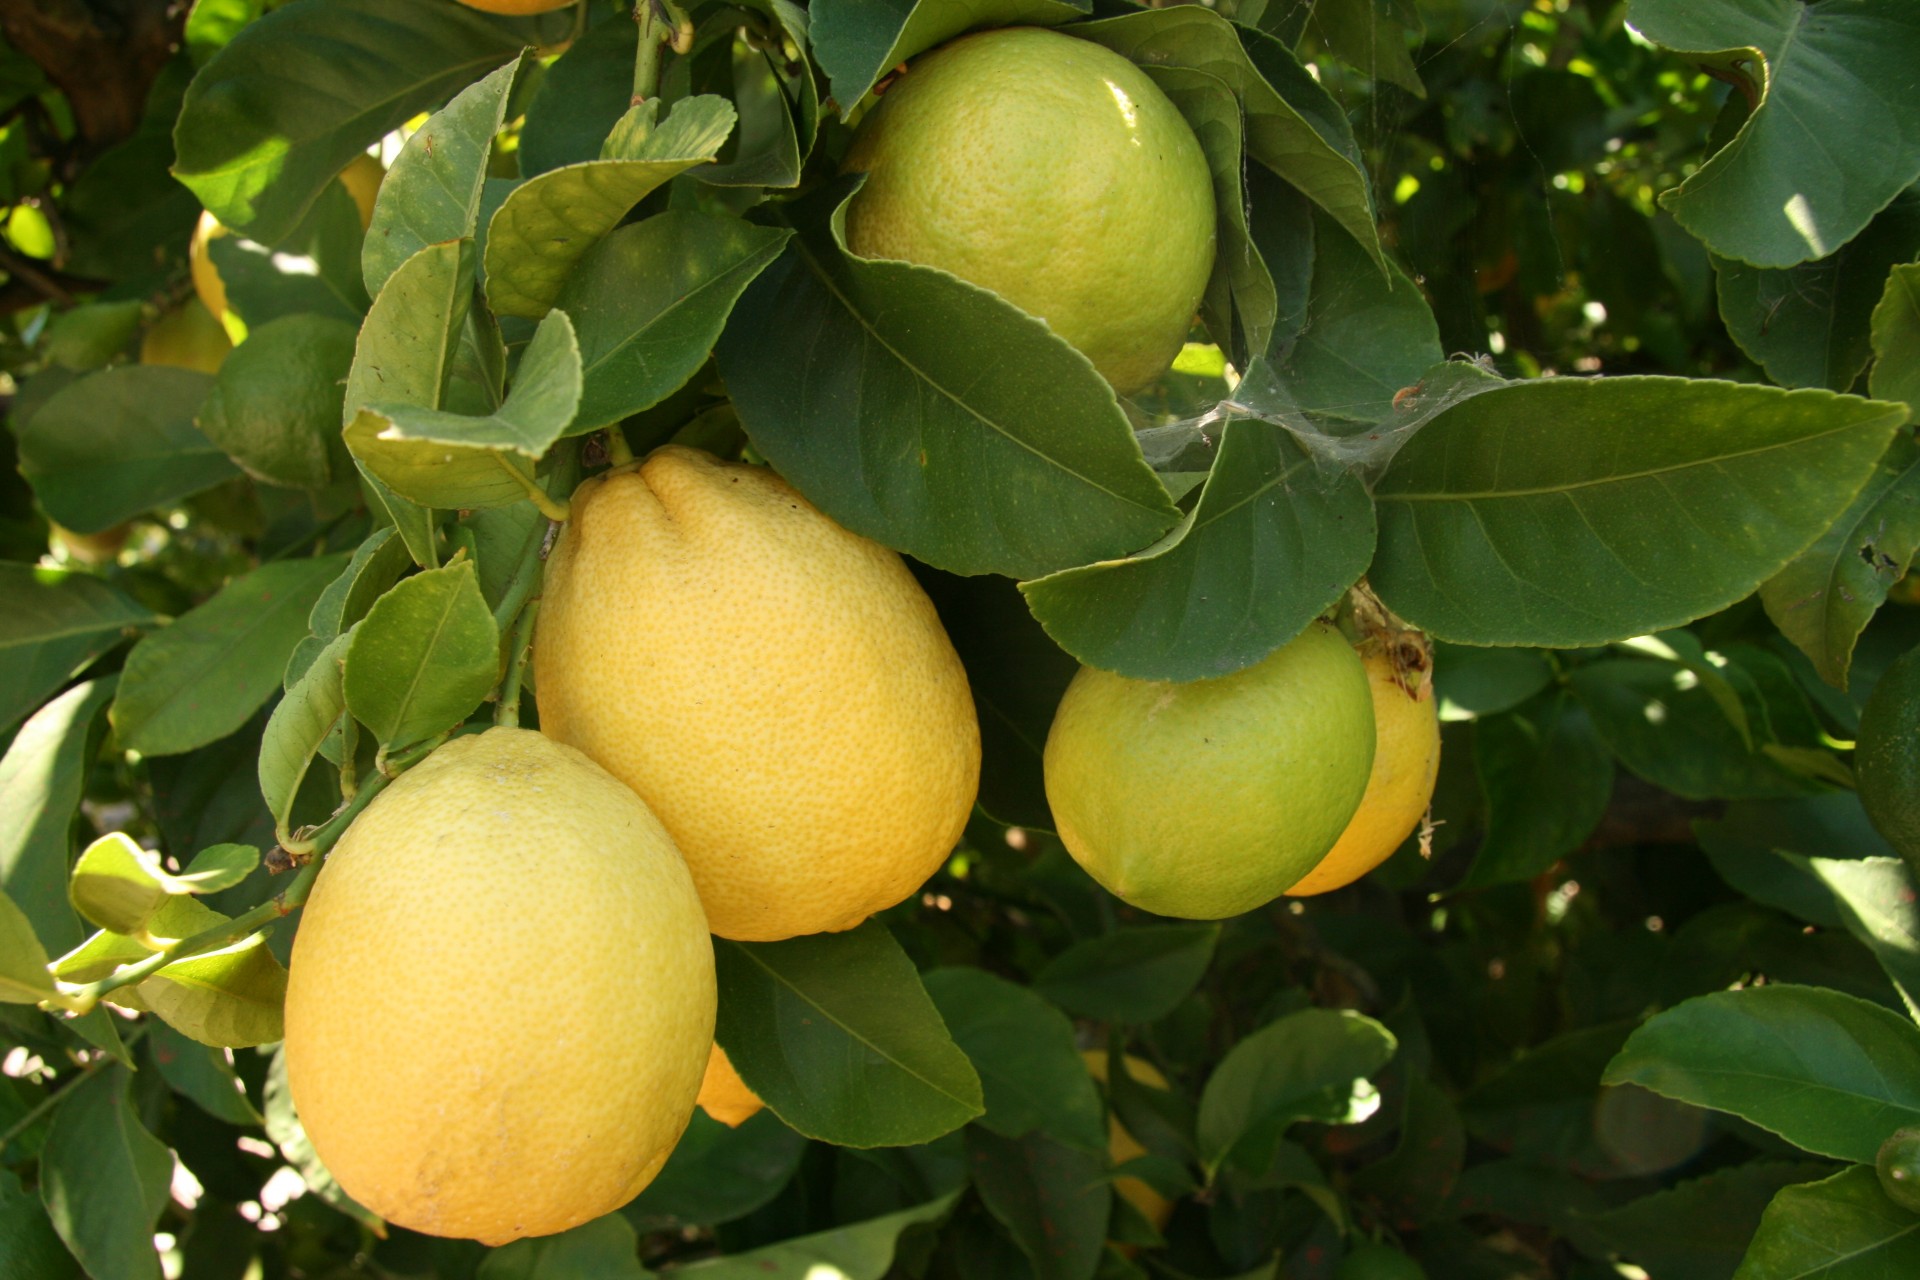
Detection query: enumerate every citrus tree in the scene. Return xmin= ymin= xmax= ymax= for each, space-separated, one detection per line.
xmin=3 ymin=0 xmax=1920 ymax=1277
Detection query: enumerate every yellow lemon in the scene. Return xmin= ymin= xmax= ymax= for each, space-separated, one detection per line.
xmin=1082 ymin=1050 xmax=1174 ymax=1230
xmin=1286 ymin=639 xmax=1439 ymax=897
xmin=697 ymin=1044 xmax=766 ymax=1127
xmin=1043 ymin=622 xmax=1375 ymax=919
xmin=533 ymin=446 xmax=981 ymax=941
xmin=139 ymin=298 xmax=231 ymax=375
xmin=283 ymin=728 xmax=714 ymax=1245
xmin=338 ymin=152 xmax=385 ymax=229
xmin=843 ymin=27 xmax=1216 ymax=394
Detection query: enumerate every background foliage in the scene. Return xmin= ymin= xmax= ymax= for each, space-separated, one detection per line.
xmin=2 ymin=0 xmax=1919 ymax=1278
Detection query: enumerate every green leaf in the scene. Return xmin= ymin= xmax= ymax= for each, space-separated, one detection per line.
xmin=1430 ymin=641 xmax=1553 ymax=721
xmin=260 ymin=628 xmax=351 ymax=829
xmin=519 ymin=17 xmax=633 ymax=176
xmin=1693 ymin=794 xmax=1895 ymax=930
xmin=141 ymin=931 xmax=287 ymax=1048
xmin=1583 ymin=1161 xmax=1834 ymax=1280
xmin=347 ymin=239 xmax=476 ymax=421
xmin=13 ymin=365 xmax=235 ymax=534
xmin=1020 ymin=418 xmax=1374 ymax=681
xmin=1032 ymin=923 xmax=1219 ymax=1025
xmin=1293 ymin=0 xmax=1425 ymax=97
xmin=198 ymin=313 xmax=360 ymax=489
xmin=38 ymin=1066 xmax=170 ymax=1280
xmin=714 ymin=922 xmax=984 ymax=1147
xmin=1806 ymin=856 xmax=1920 ymax=1023
xmin=671 ymin=3 xmax=817 ymax=191
xmin=1074 ymin=8 xmax=1381 ymax=270
xmin=0 ymin=889 xmax=53 ymax=1003
xmin=1196 ymin=1007 xmax=1397 ymax=1174
xmin=1761 ymin=432 xmax=1920 ymax=688
xmin=308 ymin=527 xmax=417 ymax=646
xmin=660 ymin=1192 xmax=960 ymax=1279
xmin=0 ymin=679 xmax=117 ymax=954
xmin=0 ymin=1168 xmax=78 ymax=1280
xmin=172 ymin=0 xmax=530 ymax=243
xmin=177 ymin=844 xmax=259 ymax=894
xmin=1349 ymin=1076 xmax=1464 ymax=1228
xmin=715 ymin=182 xmax=1178 ymax=579
xmin=922 ymin=967 xmax=1106 ymax=1151
xmin=478 ymin=1213 xmax=645 ymax=1280
xmin=69 ymin=832 xmax=174 ymax=935
xmin=483 ymin=96 xmax=737 ymax=320
xmin=559 ymin=212 xmax=790 ymax=434
xmin=967 ymin=1127 xmax=1111 ymax=1280
xmin=1733 ymin=1165 xmax=1920 ymax=1278
xmin=1626 ymin=0 xmax=1920 ymax=267
xmin=625 ymin=1109 xmax=808 ymax=1229
xmin=1715 ymin=189 xmax=1920 ymax=389
xmin=344 ymin=560 xmax=499 ymax=750
xmin=42 ymin=300 xmax=143 ymax=371
xmin=1570 ymin=657 xmax=1809 ymax=800
xmin=1272 ymin=209 xmax=1442 ymax=423
xmin=148 ymin=1020 xmax=263 ymax=1126
xmin=207 ymin=182 xmax=369 ymax=329
xmin=112 ymin=554 xmax=349 ymax=757
xmin=1603 ymin=984 xmax=1920 ymax=1163
xmin=363 ymin=57 xmax=519 ymax=296
xmin=1370 ymin=377 xmax=1908 ymax=647
xmin=1871 ymin=263 xmax=1920 ymax=412
xmin=0 ymin=564 xmax=152 ymax=735
xmin=346 ymin=308 xmax=582 ymax=510
xmin=809 ymin=0 xmax=1086 ymax=108
xmin=1464 ymin=692 xmax=1613 ymax=888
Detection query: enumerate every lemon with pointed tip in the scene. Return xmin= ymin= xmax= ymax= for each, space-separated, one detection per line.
xmin=1286 ymin=641 xmax=1440 ymax=896
xmin=843 ymin=27 xmax=1216 ymax=394
xmin=283 ymin=728 xmax=714 ymax=1245
xmin=1043 ymin=622 xmax=1375 ymax=919
xmin=533 ymin=445 xmax=981 ymax=942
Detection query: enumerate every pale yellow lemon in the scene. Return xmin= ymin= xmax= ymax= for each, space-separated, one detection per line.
xmin=843 ymin=27 xmax=1216 ymax=394
xmin=533 ymin=446 xmax=981 ymax=941
xmin=283 ymin=728 xmax=714 ymax=1245
xmin=337 ymin=152 xmax=385 ymax=228
xmin=1043 ymin=622 xmax=1375 ymax=919
xmin=139 ymin=298 xmax=231 ymax=374
xmin=1287 ymin=646 xmax=1440 ymax=896
xmin=696 ymin=1044 xmax=765 ymax=1128
xmin=1082 ymin=1050 xmax=1174 ymax=1230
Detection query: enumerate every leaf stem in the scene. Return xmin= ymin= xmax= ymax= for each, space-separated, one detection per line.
xmin=496 ymin=601 xmax=540 ymax=729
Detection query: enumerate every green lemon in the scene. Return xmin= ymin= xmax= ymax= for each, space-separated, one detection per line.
xmin=197 ymin=314 xmax=357 ymax=489
xmin=1858 ymin=644 xmax=1920 ymax=872
xmin=1043 ymin=622 xmax=1375 ymax=919
xmin=843 ymin=27 xmax=1216 ymax=395
xmin=1878 ymin=1126 xmax=1920 ymax=1213
xmin=1337 ymin=1242 xmax=1428 ymax=1280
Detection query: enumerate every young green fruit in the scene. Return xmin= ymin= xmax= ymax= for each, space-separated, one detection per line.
xmin=1879 ymin=1126 xmax=1920 ymax=1213
xmin=533 ymin=446 xmax=981 ymax=941
xmin=284 ymin=728 xmax=714 ymax=1245
xmin=1043 ymin=622 xmax=1375 ymax=919
xmin=1858 ymin=643 xmax=1920 ymax=872
xmin=843 ymin=26 xmax=1216 ymax=394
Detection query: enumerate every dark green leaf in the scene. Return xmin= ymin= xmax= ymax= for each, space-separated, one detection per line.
xmin=1465 ymin=692 xmax=1613 ymax=888
xmin=1196 ymin=1007 xmax=1396 ymax=1173
xmin=923 ymin=967 xmax=1106 ymax=1151
xmin=1715 ymin=189 xmax=1920 ymax=389
xmin=309 ymin=527 xmax=413 ymax=645
xmin=559 ymin=212 xmax=790 ymax=434
xmin=363 ymin=58 xmax=519 ymax=296
xmin=1430 ymin=641 xmax=1553 ymax=720
xmin=0 ymin=889 xmax=53 ymax=1003
xmin=0 ymin=679 xmax=116 ymax=954
xmin=1582 ymin=1161 xmax=1832 ymax=1280
xmin=1734 ymin=1165 xmax=1920 ymax=1277
xmin=1294 ymin=0 xmax=1425 ymax=96
xmin=1871 ymin=263 xmax=1920 ymax=412
xmin=477 ymin=1214 xmax=645 ymax=1279
xmin=0 ymin=565 xmax=152 ymax=735
xmin=42 ymin=301 xmax=142 ymax=371
xmin=112 ymin=554 xmax=349 ymax=757
xmin=483 ymin=96 xmax=736 ymax=320
xmin=173 ymin=0 xmax=529 ymax=243
xmin=1032 ymin=923 xmax=1219 ymax=1025
xmin=39 ymin=1066 xmax=170 ymax=1280
xmin=1762 ymin=432 xmax=1920 ymax=688
xmin=1020 ymin=418 xmax=1374 ymax=681
xmin=1806 ymin=856 xmax=1920 ymax=1022
xmin=809 ymin=0 xmax=1086 ymax=108
xmin=1349 ymin=1076 xmax=1464 ymax=1228
xmin=148 ymin=1020 xmax=262 ymax=1126
xmin=260 ymin=628 xmax=351 ymax=829
xmin=1627 ymin=0 xmax=1920 ymax=267
xmin=715 ymin=183 xmax=1178 ymax=579
xmin=967 ymin=1128 xmax=1110 ymax=1280
xmin=207 ymin=182 xmax=369 ymax=329
xmin=658 ymin=1193 xmax=959 ymax=1279
xmin=347 ymin=309 xmax=582 ymax=510
xmin=1693 ymin=794 xmax=1893 ymax=930
xmin=13 ymin=365 xmax=234 ymax=534
xmin=0 ymin=1168 xmax=78 ymax=1280
xmin=1603 ymin=984 xmax=1920 ymax=1163
xmin=714 ymin=922 xmax=984 ymax=1147
xmin=343 ymin=559 xmax=499 ymax=749
xmin=519 ymin=18 xmax=632 ymax=176
xmin=625 ymin=1109 xmax=807 ymax=1229
xmin=1371 ymin=377 xmax=1907 ymax=647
